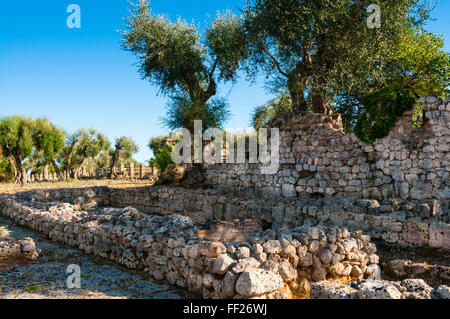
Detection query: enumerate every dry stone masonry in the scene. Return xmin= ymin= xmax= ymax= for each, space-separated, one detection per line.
xmin=0 ymin=190 xmax=380 ymax=299
xmin=6 ymin=186 xmax=448 ymax=250
xmin=0 ymin=95 xmax=448 ymax=299
xmin=205 ymin=95 xmax=450 ymax=201
xmin=310 ymin=279 xmax=450 ymax=299
xmin=0 ymin=237 xmax=39 ymax=261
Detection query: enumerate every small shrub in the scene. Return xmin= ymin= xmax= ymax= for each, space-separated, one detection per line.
xmin=354 ymin=86 xmax=416 ymax=143
xmin=151 ymin=145 xmax=174 ymax=174
xmin=25 ymin=285 xmax=40 ymax=292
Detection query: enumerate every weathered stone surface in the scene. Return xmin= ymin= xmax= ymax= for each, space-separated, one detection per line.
xmin=198 ymin=241 xmax=227 ymax=258
xmin=278 ymin=260 xmax=297 ymax=282
xmin=352 ymin=280 xmax=402 ymax=299
xmin=232 ymin=257 xmax=260 ymax=273
xmin=235 ymin=246 xmax=251 ymax=259
xmin=213 ymin=254 xmax=236 ymax=275
xmin=235 ymin=269 xmax=284 ymax=297
xmin=434 ymin=286 xmax=450 ymax=299
xmin=310 ymin=281 xmax=356 ymax=299
xmin=429 ymin=222 xmax=450 ymax=250
xmin=262 ymin=240 xmax=282 ymax=254
xmin=401 ymin=279 xmax=432 ymax=299
xmin=0 ymin=237 xmax=39 ymax=261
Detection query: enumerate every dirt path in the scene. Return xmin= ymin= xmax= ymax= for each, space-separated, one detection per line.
xmin=0 ymin=216 xmax=193 ymax=299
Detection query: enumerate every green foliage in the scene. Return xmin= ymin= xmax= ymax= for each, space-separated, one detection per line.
xmin=148 ymin=134 xmax=184 ymax=174
xmin=62 ymin=128 xmax=110 ymax=176
xmin=25 ymin=285 xmax=40 ymax=292
xmin=354 ymin=86 xmax=416 ymax=143
xmin=0 ymin=115 xmax=114 ymax=183
xmin=148 ymin=135 xmax=171 ymax=157
xmin=0 ymin=116 xmax=35 ymax=161
xmin=149 ymin=144 xmax=174 ymax=174
xmin=251 ymin=92 xmax=292 ymax=129
xmin=334 ymin=27 xmax=450 ymax=133
xmin=33 ymin=117 xmax=66 ymax=171
xmin=122 ymin=0 xmax=206 ymax=96
xmin=115 ymin=137 xmax=138 ymax=161
xmin=110 ymin=136 xmax=139 ymax=168
xmin=0 ymin=156 xmax=14 ymax=182
xmin=122 ymin=1 xmax=247 ymax=132
xmin=162 ymin=94 xmax=231 ymax=131
xmin=205 ymin=10 xmax=249 ymax=82
xmin=92 ymin=150 xmax=112 ymax=170
xmin=382 ymin=28 xmax=450 ymax=98
xmin=243 ymin=0 xmax=435 ymax=113
xmin=0 ymin=116 xmax=35 ymax=184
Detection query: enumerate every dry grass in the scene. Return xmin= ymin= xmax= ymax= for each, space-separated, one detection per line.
xmin=0 ymin=179 xmax=155 ymax=195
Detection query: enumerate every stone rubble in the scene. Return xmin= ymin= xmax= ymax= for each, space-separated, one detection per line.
xmin=13 ymin=187 xmax=449 ymax=250
xmin=1 ymin=95 xmax=448 ymax=299
xmin=0 ymin=237 xmax=39 ymax=261
xmin=311 ymin=279 xmax=450 ymax=299
xmin=0 ymin=193 xmax=379 ymax=299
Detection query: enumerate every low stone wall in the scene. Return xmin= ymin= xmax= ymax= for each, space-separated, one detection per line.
xmin=0 ymin=193 xmax=379 ymax=299
xmin=0 ymin=237 xmax=39 ymax=261
xmin=204 ymin=95 xmax=450 ymax=201
xmin=12 ymin=186 xmax=449 ymax=250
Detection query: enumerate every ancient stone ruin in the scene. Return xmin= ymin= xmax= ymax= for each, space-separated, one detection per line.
xmin=205 ymin=95 xmax=449 ymax=201
xmin=0 ymin=95 xmax=449 ymax=299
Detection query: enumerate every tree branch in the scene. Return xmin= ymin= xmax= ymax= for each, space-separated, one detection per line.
xmin=257 ymin=40 xmax=288 ymax=78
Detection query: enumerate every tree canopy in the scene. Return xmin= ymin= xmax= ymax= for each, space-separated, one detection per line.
xmin=122 ymin=0 xmax=248 ymax=132
xmin=33 ymin=117 xmax=66 ymax=176
xmin=251 ymin=92 xmax=292 ymax=129
xmin=334 ymin=26 xmax=450 ymax=133
xmin=109 ymin=136 xmax=139 ymax=177
xmin=0 ymin=116 xmax=35 ymax=185
xmin=62 ymin=128 xmax=110 ymax=179
xmin=243 ymin=0 xmax=435 ymax=114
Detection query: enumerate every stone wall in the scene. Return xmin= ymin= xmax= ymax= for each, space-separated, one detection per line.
xmin=0 ymin=237 xmax=39 ymax=261
xmin=0 ymin=193 xmax=378 ymax=299
xmin=7 ymin=186 xmax=450 ymax=250
xmin=204 ymin=95 xmax=450 ymax=201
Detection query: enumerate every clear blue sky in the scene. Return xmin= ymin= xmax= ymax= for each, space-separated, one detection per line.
xmin=1 ymin=1 xmax=449 ymax=163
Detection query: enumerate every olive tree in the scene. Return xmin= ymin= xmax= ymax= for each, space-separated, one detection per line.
xmin=61 ymin=128 xmax=110 ymax=179
xmin=109 ymin=136 xmax=138 ymax=178
xmin=0 ymin=116 xmax=35 ymax=185
xmin=334 ymin=27 xmax=450 ymax=132
xmin=122 ymin=0 xmax=249 ymax=132
xmin=243 ymin=0 xmax=434 ymax=114
xmin=33 ymin=117 xmax=66 ymax=178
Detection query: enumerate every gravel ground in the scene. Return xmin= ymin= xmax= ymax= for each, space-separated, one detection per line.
xmin=0 ymin=216 xmax=193 ymax=299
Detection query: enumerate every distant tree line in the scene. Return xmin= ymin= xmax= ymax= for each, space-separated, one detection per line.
xmin=0 ymin=116 xmax=139 ymax=185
